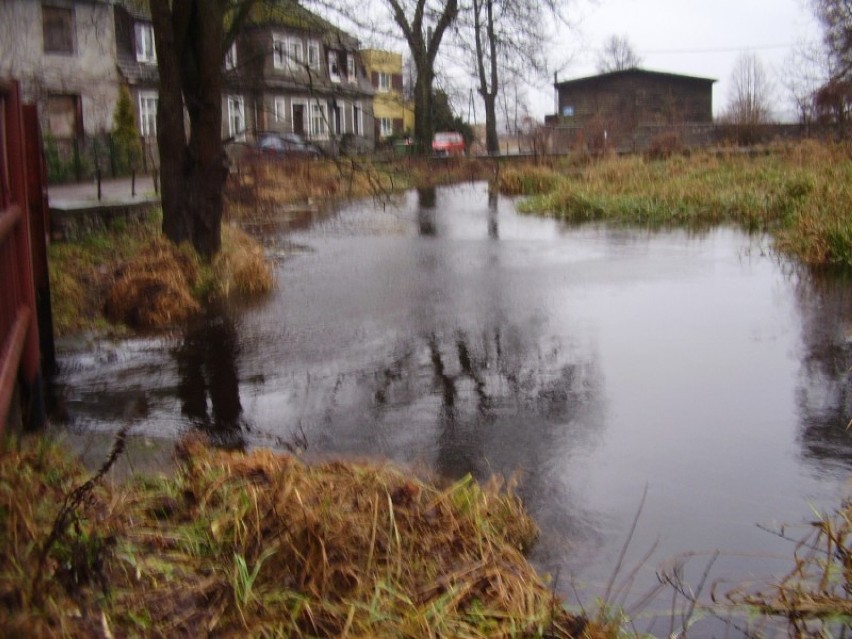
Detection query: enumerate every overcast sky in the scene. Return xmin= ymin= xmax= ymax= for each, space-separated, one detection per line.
xmin=518 ymin=0 xmax=823 ymax=121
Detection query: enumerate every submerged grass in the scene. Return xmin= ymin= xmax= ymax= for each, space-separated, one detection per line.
xmin=506 ymin=141 xmax=852 ymax=269
xmin=0 ymin=436 xmax=591 ymax=638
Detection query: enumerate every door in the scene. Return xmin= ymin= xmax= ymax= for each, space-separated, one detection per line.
xmin=292 ymin=104 xmax=305 ymax=136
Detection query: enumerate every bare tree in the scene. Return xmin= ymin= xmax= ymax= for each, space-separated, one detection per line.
xmin=149 ymin=0 xmax=256 ymax=259
xmin=724 ymin=52 xmax=774 ymax=127
xmin=811 ymin=0 xmax=852 ymax=132
xmin=454 ymin=0 xmax=553 ymax=155
xmin=596 ymin=34 xmax=642 ymax=73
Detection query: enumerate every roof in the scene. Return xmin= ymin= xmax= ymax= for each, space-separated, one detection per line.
xmin=555 ymin=67 xmax=716 ymax=89
xmin=242 ymin=0 xmax=354 ymax=45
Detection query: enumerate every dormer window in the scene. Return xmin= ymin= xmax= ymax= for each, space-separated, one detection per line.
xmin=377 ymin=72 xmax=391 ymax=92
xmin=308 ymin=41 xmax=321 ymax=70
xmin=273 ymin=34 xmax=303 ymax=71
xmin=347 ymin=53 xmax=356 ymax=83
xmin=224 ymin=42 xmax=237 ymax=71
xmin=328 ymin=51 xmax=341 ymax=83
xmin=135 ymin=22 xmax=156 ymax=63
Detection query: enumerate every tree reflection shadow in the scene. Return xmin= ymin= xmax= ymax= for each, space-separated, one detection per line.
xmin=417 ymin=187 xmax=437 ymax=236
xmin=174 ymin=303 xmax=246 ymax=450
xmin=793 ymin=270 xmax=852 ymax=470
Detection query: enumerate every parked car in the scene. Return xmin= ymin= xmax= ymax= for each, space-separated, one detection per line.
xmin=254 ymin=131 xmax=321 ymax=158
xmin=432 ymin=131 xmax=465 ymax=156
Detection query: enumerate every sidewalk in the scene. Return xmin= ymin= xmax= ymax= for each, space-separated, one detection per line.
xmin=48 ymin=175 xmax=159 ymax=208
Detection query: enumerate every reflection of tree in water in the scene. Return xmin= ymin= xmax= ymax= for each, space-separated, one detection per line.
xmin=174 ymin=305 xmax=246 ymax=450
xmin=421 ymin=328 xmax=600 ymax=480
xmin=793 ymin=271 xmax=852 ymax=469
xmin=417 ymin=187 xmax=437 ymax=236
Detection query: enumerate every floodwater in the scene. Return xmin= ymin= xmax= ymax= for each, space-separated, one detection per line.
xmin=55 ymin=182 xmax=852 ymax=636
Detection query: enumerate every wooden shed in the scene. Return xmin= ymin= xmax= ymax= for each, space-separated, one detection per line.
xmin=551 ymin=68 xmax=715 ymax=151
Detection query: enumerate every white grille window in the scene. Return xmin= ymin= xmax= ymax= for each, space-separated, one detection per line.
xmin=377 ymin=72 xmax=391 ymax=92
xmin=308 ymin=41 xmax=321 ymax=70
xmin=273 ymin=35 xmax=286 ymax=69
xmin=352 ymin=102 xmax=362 ymax=136
xmin=138 ymin=91 xmax=158 ymax=137
xmin=227 ymin=95 xmax=245 ymax=141
xmin=135 ymin=23 xmax=156 ymax=63
xmin=274 ymin=96 xmax=287 ymax=123
xmin=328 ymin=51 xmax=341 ymax=83
xmin=310 ymin=101 xmax=328 ymax=139
xmin=347 ymin=54 xmax=356 ymax=83
xmin=224 ymin=42 xmax=237 ymax=71
xmin=379 ymin=117 xmax=392 ymax=138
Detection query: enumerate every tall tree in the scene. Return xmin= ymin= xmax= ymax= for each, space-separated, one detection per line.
xmin=149 ymin=0 xmax=254 ymax=259
xmin=384 ymin=0 xmax=459 ymax=153
xmin=596 ymin=34 xmax=642 ymax=73
xmin=461 ymin=0 xmax=550 ymax=155
xmin=724 ymin=52 xmax=774 ymax=127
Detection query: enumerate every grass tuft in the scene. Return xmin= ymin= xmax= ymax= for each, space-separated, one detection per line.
xmin=0 ymin=435 xmax=592 ymax=638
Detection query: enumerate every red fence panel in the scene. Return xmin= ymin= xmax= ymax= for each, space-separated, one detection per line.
xmin=0 ymin=79 xmax=45 ymax=431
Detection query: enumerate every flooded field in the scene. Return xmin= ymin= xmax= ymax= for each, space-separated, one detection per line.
xmin=55 ymin=181 xmax=852 ymax=635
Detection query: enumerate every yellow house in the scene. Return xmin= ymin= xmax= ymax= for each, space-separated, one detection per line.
xmin=360 ymin=49 xmax=414 ymax=140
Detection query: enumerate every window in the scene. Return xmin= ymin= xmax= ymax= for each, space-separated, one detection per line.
xmin=352 ymin=102 xmax=362 ymax=136
xmin=328 ymin=51 xmax=341 ymax=83
xmin=274 ymin=96 xmax=287 ymax=123
xmin=308 ymin=41 xmax=321 ymax=70
xmin=310 ymin=101 xmax=328 ymax=139
xmin=287 ymin=39 xmax=303 ymax=69
xmin=377 ymin=72 xmax=391 ymax=92
xmin=135 ymin=23 xmax=156 ymax=63
xmin=333 ymin=101 xmax=345 ymax=135
xmin=138 ymin=91 xmax=158 ymax=137
xmin=379 ymin=117 xmax=392 ymax=138
xmin=273 ymin=35 xmax=286 ymax=69
xmin=46 ymin=95 xmax=80 ymax=138
xmin=224 ymin=42 xmax=237 ymax=71
xmin=42 ymin=6 xmax=74 ymax=54
xmin=347 ymin=54 xmax=356 ymax=83
xmin=227 ymin=95 xmax=245 ymax=141
xmin=273 ymin=35 xmax=303 ymax=71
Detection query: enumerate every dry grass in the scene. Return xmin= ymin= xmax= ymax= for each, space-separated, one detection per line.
xmin=104 ymin=238 xmax=201 ymax=330
xmin=213 ymin=225 xmax=275 ymax=298
xmin=720 ymin=500 xmax=852 ymax=633
xmin=508 ymin=141 xmax=852 ymax=269
xmin=0 ymin=435 xmax=592 ymax=638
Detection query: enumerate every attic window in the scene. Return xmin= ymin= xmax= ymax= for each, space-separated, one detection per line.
xmin=42 ymin=6 xmax=74 ymax=54
xmin=328 ymin=51 xmax=341 ymax=83
xmin=347 ymin=54 xmax=356 ymax=83
xmin=135 ymin=23 xmax=156 ymax=63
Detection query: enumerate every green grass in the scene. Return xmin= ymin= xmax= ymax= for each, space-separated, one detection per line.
xmin=502 ymin=141 xmax=852 ymax=269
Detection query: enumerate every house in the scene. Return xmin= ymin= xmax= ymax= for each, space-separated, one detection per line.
xmin=226 ymin=0 xmax=376 ymax=154
xmin=360 ymin=49 xmax=414 ymax=142
xmin=1 ymin=0 xmax=376 ymax=169
xmin=0 ymin=0 xmax=120 ymax=141
xmin=549 ymin=68 xmax=715 ymax=151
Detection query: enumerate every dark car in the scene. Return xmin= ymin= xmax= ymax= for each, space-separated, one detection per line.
xmin=254 ymin=132 xmax=321 ymax=158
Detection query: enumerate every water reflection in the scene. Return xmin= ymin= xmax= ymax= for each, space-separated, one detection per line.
xmin=417 ymin=187 xmax=437 ymax=236
xmin=793 ymin=270 xmax=852 ymax=472
xmin=174 ymin=304 xmax=246 ymax=450
xmin=487 ymin=189 xmax=499 ymax=239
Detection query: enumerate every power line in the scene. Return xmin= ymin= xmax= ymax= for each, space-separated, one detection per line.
xmin=640 ymin=42 xmax=816 ymax=55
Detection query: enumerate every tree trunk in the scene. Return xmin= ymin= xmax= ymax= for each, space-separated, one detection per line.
xmin=413 ymin=66 xmax=434 ymax=154
xmin=483 ymin=93 xmax=499 ymax=154
xmin=150 ymin=0 xmax=228 ymax=260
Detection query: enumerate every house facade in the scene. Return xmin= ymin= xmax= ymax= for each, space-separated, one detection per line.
xmin=0 ymin=0 xmax=120 ymax=140
xmin=550 ymin=68 xmax=715 ymax=151
xmin=1 ymin=0 xmax=376 ymax=165
xmin=360 ymin=49 xmax=413 ymax=142
xmin=228 ymin=1 xmax=376 ymax=153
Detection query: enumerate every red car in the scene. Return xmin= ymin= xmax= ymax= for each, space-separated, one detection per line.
xmin=432 ymin=132 xmax=465 ymax=156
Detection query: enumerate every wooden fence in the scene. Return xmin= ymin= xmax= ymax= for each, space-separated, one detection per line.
xmin=0 ymin=79 xmax=51 ymax=432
